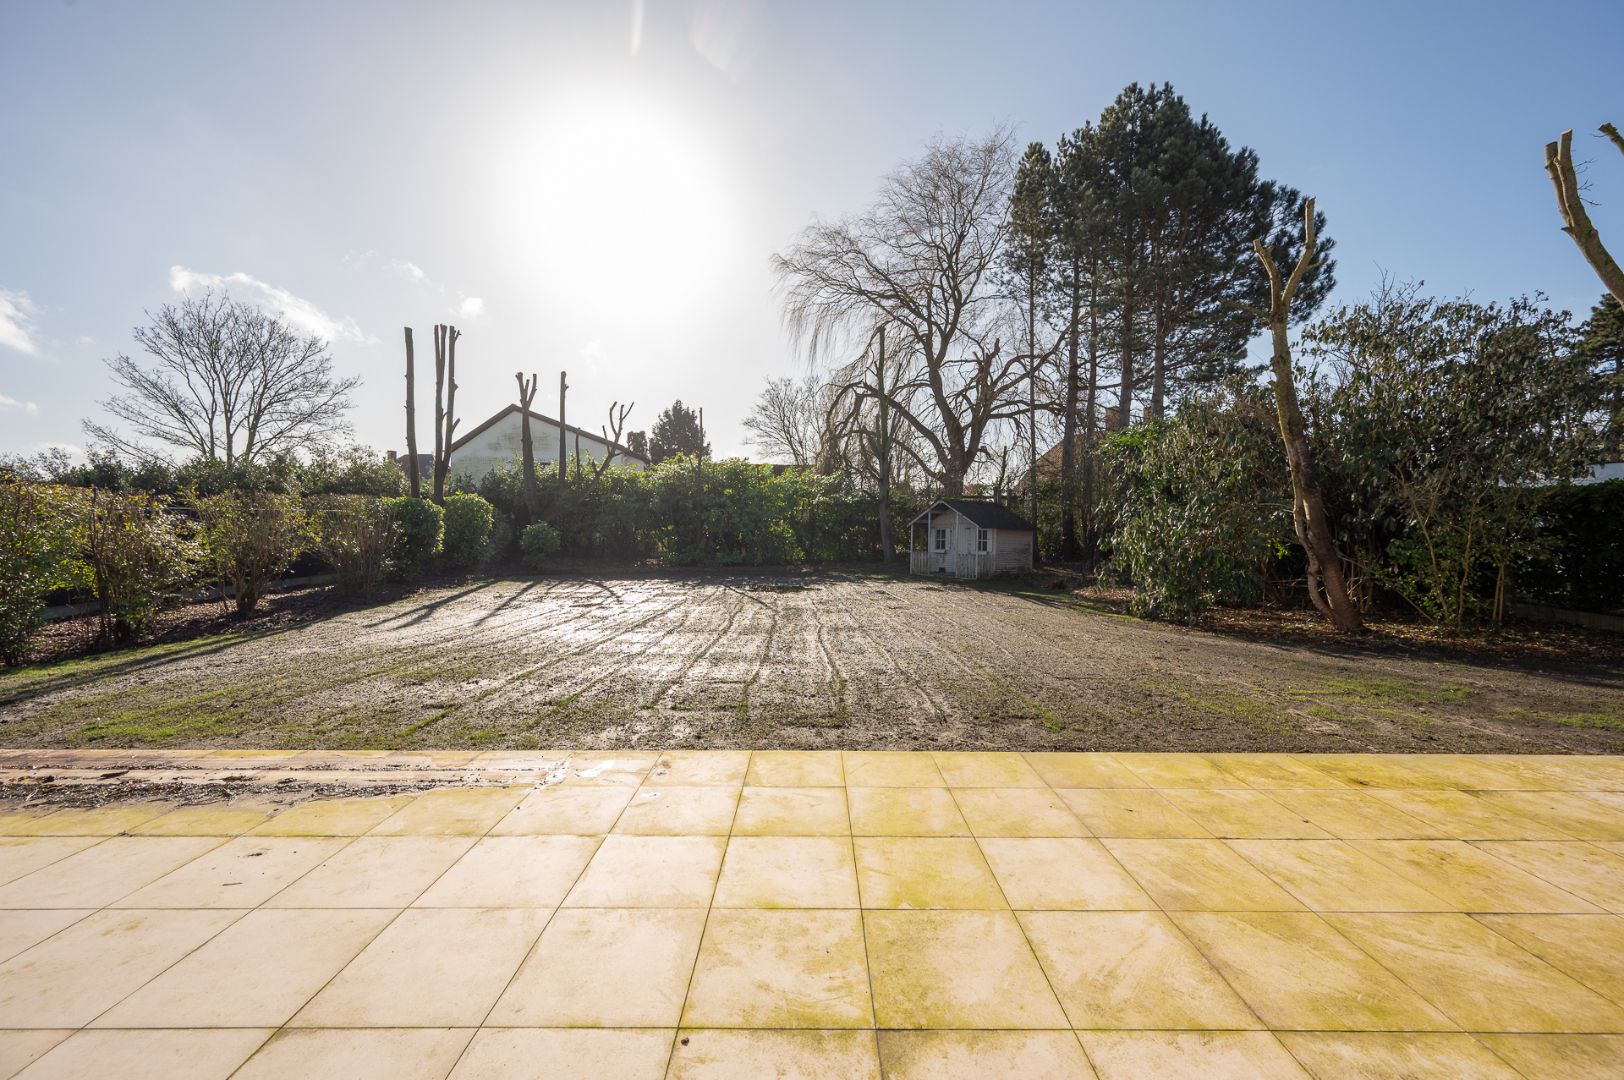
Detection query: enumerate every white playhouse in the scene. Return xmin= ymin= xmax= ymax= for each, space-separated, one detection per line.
xmin=908 ymin=499 xmax=1036 ymax=579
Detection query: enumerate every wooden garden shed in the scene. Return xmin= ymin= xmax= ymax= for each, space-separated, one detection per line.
xmin=908 ymin=499 xmax=1036 ymax=579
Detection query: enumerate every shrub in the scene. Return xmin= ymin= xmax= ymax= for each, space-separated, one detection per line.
xmin=521 ymin=521 xmax=561 ymax=571
xmin=310 ymin=495 xmax=395 ymax=598
xmin=0 ymin=481 xmax=79 ymax=664
xmin=383 ymin=496 xmax=443 ymax=581
xmin=441 ymin=493 xmax=496 ymax=571
xmin=196 ymin=491 xmax=311 ymax=614
xmin=80 ymin=490 xmax=198 ymax=645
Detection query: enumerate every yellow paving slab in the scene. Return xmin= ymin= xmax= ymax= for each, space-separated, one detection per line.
xmin=0 ymin=749 xmax=1619 ymax=1077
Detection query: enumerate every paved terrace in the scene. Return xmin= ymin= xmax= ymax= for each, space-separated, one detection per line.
xmin=0 ymin=750 xmax=1622 ymax=1078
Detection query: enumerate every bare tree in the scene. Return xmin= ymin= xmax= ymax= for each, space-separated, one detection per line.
xmin=431 ymin=324 xmax=461 ymax=502
xmin=86 ymin=291 xmax=357 ymax=463
xmin=1253 ymin=198 xmax=1362 ymax=632
xmin=515 ymin=371 xmax=539 ymax=520
xmin=1546 ymin=124 xmax=1624 ymax=304
xmin=589 ymin=401 xmax=636 ymax=482
xmin=404 ymin=327 xmax=420 ymax=498
xmin=743 ymin=375 xmax=827 ymax=469
xmin=775 ymin=131 xmax=1033 ymax=495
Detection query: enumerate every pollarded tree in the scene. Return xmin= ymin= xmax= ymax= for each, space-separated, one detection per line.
xmin=87 ymin=291 xmax=358 ymax=464
xmin=1545 ymin=124 xmax=1624 ymax=304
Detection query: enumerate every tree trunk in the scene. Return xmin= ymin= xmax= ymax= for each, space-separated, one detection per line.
xmin=404 ymin=327 xmax=419 ymax=499
xmin=1255 ymin=199 xmax=1362 ymax=632
xmin=1546 ymin=126 xmax=1624 ymax=305
xmin=1059 ymin=269 xmax=1082 ymax=561
xmin=876 ymin=327 xmax=894 ymax=562
xmin=439 ymin=326 xmax=458 ymax=498
xmin=432 ymin=325 xmax=446 ymax=503
xmin=558 ymin=371 xmax=568 ymax=489
xmin=1117 ymin=300 xmax=1136 ymax=430
xmin=516 ymin=372 xmax=538 ymax=523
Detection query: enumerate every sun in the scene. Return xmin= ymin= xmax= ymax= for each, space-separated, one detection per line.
xmin=492 ymin=90 xmax=736 ymax=322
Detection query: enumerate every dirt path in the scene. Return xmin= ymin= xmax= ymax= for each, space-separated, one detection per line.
xmin=2 ymin=574 xmax=1621 ymax=753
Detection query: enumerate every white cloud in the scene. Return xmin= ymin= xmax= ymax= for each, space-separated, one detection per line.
xmin=169 ymin=266 xmax=375 ymax=344
xmin=0 ymin=290 xmax=40 ymax=355
xmin=459 ymin=296 xmax=485 ymax=319
xmin=0 ymin=393 xmax=40 ymax=415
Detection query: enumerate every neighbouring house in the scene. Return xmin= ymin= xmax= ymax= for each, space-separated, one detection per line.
xmin=397 ymin=404 xmax=650 ymax=486
xmin=908 ymin=499 xmax=1036 ymax=579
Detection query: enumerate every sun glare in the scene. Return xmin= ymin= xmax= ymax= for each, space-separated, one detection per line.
xmin=493 ymin=91 xmax=735 ymax=322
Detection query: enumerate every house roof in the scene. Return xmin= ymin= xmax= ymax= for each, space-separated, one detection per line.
xmin=448 ymin=404 xmax=649 ymax=464
xmin=912 ymin=499 xmax=1035 ymax=531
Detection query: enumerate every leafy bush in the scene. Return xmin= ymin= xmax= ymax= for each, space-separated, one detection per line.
xmin=441 ymin=493 xmax=496 ymax=571
xmin=1515 ymin=480 xmax=1624 ymax=613
xmin=0 ymin=481 xmax=80 ymax=664
xmin=521 ymin=521 xmax=561 ymax=571
xmin=80 ymin=490 xmax=198 ymax=645
xmin=196 ymin=491 xmax=311 ymax=614
xmin=310 ymin=495 xmax=395 ymax=598
xmin=383 ymin=496 xmax=443 ymax=580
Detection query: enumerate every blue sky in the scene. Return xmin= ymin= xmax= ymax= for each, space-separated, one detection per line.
xmin=3 ymin=0 xmax=1622 ymax=461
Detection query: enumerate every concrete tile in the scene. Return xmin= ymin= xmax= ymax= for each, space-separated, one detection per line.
xmin=1226 ymin=839 xmax=1454 ymax=912
xmin=1276 ymin=1032 xmax=1522 ymax=1078
xmin=1021 ymin=910 xmax=1259 ymax=1029
xmin=0 ymin=836 xmax=223 ymax=908
xmin=113 ymin=836 xmax=347 ymax=908
xmin=563 ymin=835 xmax=725 ymax=907
xmin=0 ymin=1030 xmax=69 ymax=1078
xmin=248 ymin=795 xmax=416 ymax=836
xmin=864 ymin=909 xmax=1067 ymax=1029
xmin=0 ymin=910 xmax=91 ymax=965
xmin=745 ymin=751 xmax=843 ymax=787
xmin=1101 ymin=839 xmax=1304 ymax=911
xmin=414 ymin=835 xmax=601 ymax=907
xmin=369 ymin=786 xmax=528 ymax=835
xmin=92 ymin=908 xmax=393 ymax=1028
xmin=557 ymin=751 xmax=658 ymax=786
xmin=450 ymin=1028 xmax=671 ymax=1080
xmin=1160 ymin=789 xmax=1331 ymax=839
xmin=650 ymin=749 xmax=750 ymax=786
xmin=683 ymin=909 xmax=872 ymax=1028
xmin=0 ymin=811 xmax=57 ymax=838
xmin=1265 ymin=789 xmax=1454 ymax=840
xmin=1294 ymin=755 xmax=1435 ymax=789
xmin=1476 ymin=791 xmax=1624 ymax=841
xmin=1388 ymin=755 xmax=1533 ymax=791
xmin=614 ymin=786 xmax=738 ymax=835
xmin=713 ymin=836 xmax=859 ymax=908
xmin=1114 ymin=752 xmax=1239 ymax=789
xmin=877 ymin=1030 xmax=1095 ymax=1080
xmin=1327 ymin=912 xmax=1624 ymax=1032
xmin=953 ymin=788 xmax=1088 ymax=837
xmin=263 ymin=836 xmax=473 ymax=907
xmin=842 ymin=750 xmax=945 ymax=788
xmin=932 ymin=752 xmax=1045 ymax=788
xmin=291 ymin=908 xmax=548 ymax=1027
xmin=1474 ymin=914 xmax=1624 ymax=1004
xmin=732 ymin=787 xmax=848 ymax=836
xmin=1173 ymin=911 xmax=1456 ymax=1031
xmin=1367 ymin=789 xmax=1573 ymax=840
xmin=128 ymin=802 xmax=279 ymax=836
xmin=1024 ymin=752 xmax=1144 ymax=789
xmin=1080 ymin=1031 xmax=1308 ymax=1079
xmin=1349 ymin=840 xmax=1599 ymax=912
xmin=15 ymin=1029 xmax=272 ymax=1080
xmin=490 ymin=783 xmax=634 ymax=835
xmin=1055 ymin=789 xmax=1211 ymax=838
xmin=1208 ymin=754 xmax=1347 ymax=789
xmin=847 ymin=788 xmax=967 ymax=836
xmin=978 ymin=838 xmax=1153 ymax=910
xmin=854 ymin=836 xmax=1006 ymax=909
xmin=0 ymin=908 xmax=241 ymax=1027
xmin=231 ymin=1028 xmax=473 ymax=1080
xmin=1475 ymin=1034 xmax=1624 ymax=1076
xmin=1 ymin=804 xmax=174 ymax=837
xmin=0 ymin=837 xmax=100 ymax=887
xmin=490 ymin=907 xmax=705 ymax=1027
xmin=668 ymin=1030 xmax=880 ymax=1080
xmin=1472 ymin=841 xmax=1624 ymax=913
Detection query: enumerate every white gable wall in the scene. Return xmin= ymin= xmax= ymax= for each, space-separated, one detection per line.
xmin=448 ymin=410 xmax=646 ymax=484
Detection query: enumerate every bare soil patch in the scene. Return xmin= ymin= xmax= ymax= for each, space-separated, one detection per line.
xmin=2 ymin=572 xmax=1621 ymax=753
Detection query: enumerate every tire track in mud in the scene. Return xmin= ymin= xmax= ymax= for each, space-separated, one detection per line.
xmin=818 ymin=581 xmax=952 ymax=731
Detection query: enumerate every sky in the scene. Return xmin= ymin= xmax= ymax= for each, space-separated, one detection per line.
xmin=3 ymin=0 xmax=1623 ymax=463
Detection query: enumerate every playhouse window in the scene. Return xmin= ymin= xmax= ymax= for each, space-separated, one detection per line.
xmin=934 ymin=528 xmax=947 ymax=552
xmin=976 ymin=529 xmax=989 ymax=552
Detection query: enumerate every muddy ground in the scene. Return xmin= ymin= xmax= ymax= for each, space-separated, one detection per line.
xmin=1 ymin=573 xmax=1621 ymax=753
